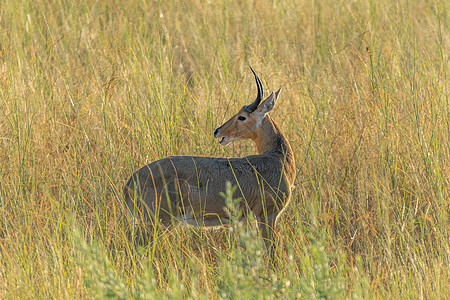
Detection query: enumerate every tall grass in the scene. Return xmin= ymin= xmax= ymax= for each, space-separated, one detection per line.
xmin=0 ymin=0 xmax=448 ymax=298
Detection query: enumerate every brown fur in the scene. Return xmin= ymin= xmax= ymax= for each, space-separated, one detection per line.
xmin=124 ymin=78 xmax=296 ymax=258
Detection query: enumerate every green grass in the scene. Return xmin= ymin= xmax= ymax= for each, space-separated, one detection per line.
xmin=0 ymin=0 xmax=448 ymax=298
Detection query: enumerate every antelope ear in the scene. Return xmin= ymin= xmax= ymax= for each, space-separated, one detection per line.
xmin=255 ymin=88 xmax=282 ymax=116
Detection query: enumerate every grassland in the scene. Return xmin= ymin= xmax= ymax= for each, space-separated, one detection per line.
xmin=0 ymin=0 xmax=448 ymax=298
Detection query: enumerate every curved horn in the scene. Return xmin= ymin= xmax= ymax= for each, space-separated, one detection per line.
xmin=243 ymin=67 xmax=264 ymax=113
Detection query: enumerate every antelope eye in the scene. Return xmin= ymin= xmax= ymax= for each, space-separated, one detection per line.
xmin=238 ymin=116 xmax=246 ymax=121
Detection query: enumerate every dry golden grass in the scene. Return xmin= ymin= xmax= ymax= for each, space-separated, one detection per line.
xmin=0 ymin=0 xmax=448 ymax=298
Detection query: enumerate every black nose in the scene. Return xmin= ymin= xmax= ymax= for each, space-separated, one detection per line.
xmin=214 ymin=128 xmax=219 ymax=136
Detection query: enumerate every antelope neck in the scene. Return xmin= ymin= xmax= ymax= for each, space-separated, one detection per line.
xmin=252 ymin=116 xmax=292 ymax=157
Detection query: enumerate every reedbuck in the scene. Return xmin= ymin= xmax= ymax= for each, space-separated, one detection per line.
xmin=124 ymin=68 xmax=296 ymax=257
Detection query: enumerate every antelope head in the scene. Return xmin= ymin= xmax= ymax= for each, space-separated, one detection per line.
xmin=214 ymin=67 xmax=282 ymax=146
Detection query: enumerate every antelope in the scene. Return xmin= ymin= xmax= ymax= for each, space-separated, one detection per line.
xmin=124 ymin=68 xmax=296 ymax=258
